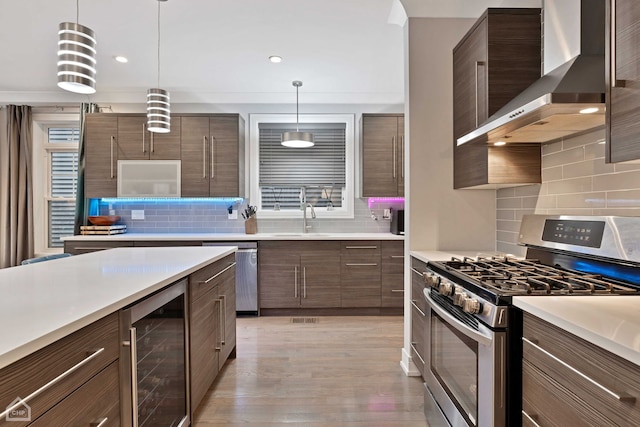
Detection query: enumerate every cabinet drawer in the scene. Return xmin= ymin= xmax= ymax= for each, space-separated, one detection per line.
xmin=381 ymin=241 xmax=404 ymax=275
xmin=29 ymin=361 xmax=120 ymax=427
xmin=341 ymin=241 xmax=381 ymax=256
xmin=341 ymin=255 xmax=381 ymax=284
xmin=0 ymin=313 xmax=119 ymax=426
xmin=341 ymin=287 xmax=381 ymax=308
xmin=64 ymin=240 xmax=134 ymax=255
xmin=190 ymin=253 xmax=236 ymax=302
xmin=411 ymin=302 xmax=426 ymax=377
xmin=523 ymin=312 xmax=640 ymax=426
xmin=410 ymin=261 xmax=427 ymax=314
xmin=381 ymin=275 xmax=404 ymax=308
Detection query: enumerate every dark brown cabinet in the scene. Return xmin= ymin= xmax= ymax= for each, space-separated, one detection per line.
xmin=188 ymin=254 xmax=236 ymax=416
xmin=116 ymin=115 xmax=181 ymax=161
xmin=410 ymin=257 xmax=427 ymax=377
xmin=361 ymin=114 xmax=404 ymax=197
xmin=259 ymin=241 xmax=341 ymax=309
xmin=340 ymin=241 xmax=381 ymax=308
xmin=606 ymin=0 xmax=640 ymax=163
xmin=381 ymin=240 xmax=404 ymax=308
xmin=522 ymin=312 xmax=640 ymax=426
xmin=85 ymin=115 xmax=118 ymax=198
xmin=453 ymin=8 xmax=542 ymax=189
xmin=181 ymin=114 xmax=245 ymax=197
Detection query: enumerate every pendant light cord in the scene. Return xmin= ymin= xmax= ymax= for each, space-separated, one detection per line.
xmin=296 ymin=84 xmax=299 ymax=132
xmin=76 ymin=0 xmax=79 ymax=23
xmin=157 ymin=1 xmax=161 ymax=88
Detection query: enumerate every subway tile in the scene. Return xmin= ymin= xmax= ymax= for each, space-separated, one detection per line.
xmin=496 ymin=242 xmax=526 ymax=257
xmin=514 ymin=184 xmax=542 ymax=197
xmin=593 ymin=208 xmax=640 ymax=216
xmin=614 ymin=161 xmax=640 ymax=172
xmin=497 ymin=219 xmax=521 ymax=233
xmin=542 ymin=165 xmax=563 ymax=182
xmin=542 ymin=141 xmax=562 ymax=155
xmin=522 ymin=196 xmax=539 ymax=209
xmin=562 ymin=128 xmax=605 ymax=150
xmin=543 ymin=146 xmax=584 ymax=168
xmin=606 ymin=190 xmax=640 ymax=207
xmin=535 ymin=195 xmax=557 ymax=209
xmin=515 ymin=209 xmax=536 ymax=220
xmin=546 ymin=208 xmax=594 ymax=215
xmin=556 ymin=192 xmax=606 ymax=208
xmin=497 ymin=230 xmax=519 ymax=245
xmin=497 ymin=197 xmax=522 ymax=209
xmin=563 ymin=159 xmax=614 ymax=179
xmin=547 ymin=177 xmax=593 ymax=195
xmin=584 ymin=141 xmax=606 ymax=160
xmin=593 ymin=170 xmax=640 ymax=191
xmin=497 ymin=209 xmax=515 ymax=220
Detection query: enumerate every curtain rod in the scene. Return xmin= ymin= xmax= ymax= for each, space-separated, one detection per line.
xmin=0 ymin=105 xmax=113 ymax=112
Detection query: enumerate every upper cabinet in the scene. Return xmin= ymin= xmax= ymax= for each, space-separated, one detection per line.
xmin=361 ymin=114 xmax=404 ymax=197
xmin=606 ymin=0 xmax=640 ymax=163
xmin=180 ymin=114 xmax=245 ymax=198
xmin=84 ymin=113 xmax=245 ymax=198
xmin=453 ymin=8 xmax=542 ymax=189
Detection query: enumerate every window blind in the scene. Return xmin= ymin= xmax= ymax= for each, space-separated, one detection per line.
xmin=48 ymin=128 xmax=79 ymax=248
xmin=259 ymin=123 xmax=346 ymax=210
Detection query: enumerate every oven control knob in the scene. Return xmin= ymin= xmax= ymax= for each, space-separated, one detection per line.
xmin=439 ymin=281 xmax=454 ymax=296
xmin=453 ymin=287 xmax=467 ymax=306
xmin=463 ymin=297 xmax=483 ymax=314
xmin=423 ymin=272 xmax=440 ymax=288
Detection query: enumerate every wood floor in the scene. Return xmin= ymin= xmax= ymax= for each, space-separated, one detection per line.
xmin=192 ymin=315 xmax=428 ymax=426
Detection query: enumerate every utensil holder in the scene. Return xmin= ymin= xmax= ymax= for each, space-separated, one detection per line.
xmin=245 ymin=216 xmax=257 ymax=234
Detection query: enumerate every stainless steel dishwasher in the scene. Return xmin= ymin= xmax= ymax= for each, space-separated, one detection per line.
xmin=203 ymin=241 xmax=258 ymax=314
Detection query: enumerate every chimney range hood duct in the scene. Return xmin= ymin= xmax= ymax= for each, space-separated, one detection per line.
xmin=457 ymin=0 xmax=605 ymax=147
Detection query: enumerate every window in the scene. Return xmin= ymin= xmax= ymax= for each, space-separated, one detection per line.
xmin=33 ymin=116 xmax=80 ymax=253
xmin=249 ymin=114 xmax=355 ymax=218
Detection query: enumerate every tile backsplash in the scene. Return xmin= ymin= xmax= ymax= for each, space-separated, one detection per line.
xmin=496 ymin=128 xmax=640 ymax=256
xmin=99 ymin=198 xmax=402 ymax=234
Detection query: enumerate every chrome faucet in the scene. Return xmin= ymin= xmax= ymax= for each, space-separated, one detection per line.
xmin=301 ymin=186 xmax=316 ymax=233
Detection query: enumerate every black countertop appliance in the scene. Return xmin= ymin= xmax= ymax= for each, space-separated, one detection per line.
xmin=390 ymin=209 xmax=404 ymax=235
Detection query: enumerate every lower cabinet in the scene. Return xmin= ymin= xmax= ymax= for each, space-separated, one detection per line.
xmin=522 ymin=312 xmax=640 ymax=426
xmin=64 ymin=240 xmax=134 ymax=255
xmin=259 ymin=241 xmax=341 ymax=308
xmin=381 ymin=240 xmax=404 ymax=308
xmin=410 ymin=257 xmax=428 ymax=377
xmin=188 ymin=253 xmax=237 ymax=415
xmin=341 ymin=241 xmax=382 ymax=308
xmin=0 ymin=313 xmax=120 ymax=426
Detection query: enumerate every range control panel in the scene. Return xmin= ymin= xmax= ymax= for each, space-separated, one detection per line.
xmin=541 ymin=219 xmax=605 ymax=248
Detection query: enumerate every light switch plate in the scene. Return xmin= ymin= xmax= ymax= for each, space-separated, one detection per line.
xmin=383 ymin=209 xmax=391 ymax=219
xmin=228 ymin=210 xmax=238 ymax=220
xmin=131 ymin=210 xmax=145 ymax=220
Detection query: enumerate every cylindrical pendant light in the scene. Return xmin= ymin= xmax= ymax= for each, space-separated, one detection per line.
xmin=57 ymin=1 xmax=97 ymax=95
xmin=282 ymin=81 xmax=314 ymax=148
xmin=147 ymin=0 xmax=170 ymax=133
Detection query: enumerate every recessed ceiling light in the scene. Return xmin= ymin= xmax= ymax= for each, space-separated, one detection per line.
xmin=580 ymin=107 xmax=599 ymax=114
xmin=494 ymin=141 xmax=506 ymax=146
xmin=269 ymin=56 xmax=282 ymax=63
xmin=114 ymin=56 xmax=128 ymax=63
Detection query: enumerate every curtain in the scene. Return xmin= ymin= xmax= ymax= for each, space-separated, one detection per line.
xmin=73 ymin=103 xmax=99 ymax=235
xmin=0 ymin=105 xmax=34 ymax=268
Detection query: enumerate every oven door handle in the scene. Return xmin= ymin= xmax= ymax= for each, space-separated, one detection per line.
xmin=424 ymin=290 xmax=493 ymax=346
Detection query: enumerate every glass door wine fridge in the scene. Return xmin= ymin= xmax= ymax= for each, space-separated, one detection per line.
xmin=120 ymin=279 xmax=190 ymax=427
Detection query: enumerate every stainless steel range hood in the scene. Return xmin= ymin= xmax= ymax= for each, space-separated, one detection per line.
xmin=457 ymin=0 xmax=605 ymax=147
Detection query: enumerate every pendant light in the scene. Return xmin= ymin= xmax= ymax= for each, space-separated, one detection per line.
xmin=147 ymin=0 xmax=170 ymax=133
xmin=57 ymin=0 xmax=97 ymax=94
xmin=282 ymin=81 xmax=314 ymax=148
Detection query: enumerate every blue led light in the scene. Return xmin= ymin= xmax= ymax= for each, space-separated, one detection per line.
xmin=574 ymin=260 xmax=640 ymax=285
xmin=101 ymin=197 xmax=244 ymax=204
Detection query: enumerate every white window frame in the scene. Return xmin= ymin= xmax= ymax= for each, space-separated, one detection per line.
xmin=32 ymin=113 xmax=80 ymax=255
xmin=249 ymin=113 xmax=355 ymax=219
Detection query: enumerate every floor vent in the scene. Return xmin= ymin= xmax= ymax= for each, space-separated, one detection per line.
xmin=290 ymin=317 xmax=319 ymax=324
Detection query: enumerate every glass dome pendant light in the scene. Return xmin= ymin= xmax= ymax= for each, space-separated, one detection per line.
xmin=147 ymin=0 xmax=171 ymax=134
xmin=57 ymin=0 xmax=97 ymax=94
xmin=281 ymin=81 xmax=314 ymax=148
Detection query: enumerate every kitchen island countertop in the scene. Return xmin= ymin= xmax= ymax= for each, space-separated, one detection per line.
xmin=0 ymin=246 xmax=235 ymax=370
xmin=513 ymin=296 xmax=640 ymax=366
xmin=62 ymin=232 xmax=404 ymax=241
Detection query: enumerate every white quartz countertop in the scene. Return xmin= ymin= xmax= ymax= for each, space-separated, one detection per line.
xmin=62 ymin=232 xmax=404 ymax=241
xmin=513 ymin=296 xmax=640 ymax=366
xmin=0 ymin=246 xmax=235 ymax=370
xmin=410 ymin=249 xmax=506 ymax=263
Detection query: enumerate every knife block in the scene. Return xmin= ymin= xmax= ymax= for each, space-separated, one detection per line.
xmin=244 ymin=216 xmax=257 ymax=234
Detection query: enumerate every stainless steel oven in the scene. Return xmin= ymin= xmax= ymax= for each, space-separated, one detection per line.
xmin=421 ymin=215 xmax=640 ymax=427
xmin=120 ymin=279 xmax=190 ymax=427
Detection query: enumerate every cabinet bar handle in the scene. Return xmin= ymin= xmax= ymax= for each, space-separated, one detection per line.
xmin=345 ymin=263 xmax=378 ymax=266
xmin=400 ymin=135 xmax=404 ymax=180
xmin=151 ymin=132 xmax=154 ymax=153
xmin=391 ymin=289 xmax=404 ymax=293
xmin=303 ymin=267 xmax=307 ymax=299
xmin=411 ymin=300 xmax=425 ymax=317
xmin=129 ymin=328 xmax=139 ymax=427
xmin=90 ymin=418 xmax=109 ymax=427
xmin=522 ymin=337 xmax=635 ymax=402
xmin=410 ymin=343 xmax=425 ymax=365
xmin=392 ymin=136 xmax=397 ymax=179
xmin=475 ymin=61 xmax=485 ymax=127
xmin=110 ymin=136 xmax=115 ymax=178
xmin=391 ymin=255 xmax=405 ymax=259
xmin=215 ymin=299 xmax=222 ymax=351
xmin=0 ymin=347 xmax=105 ymax=420
xmin=142 ymin=123 xmax=146 ymax=153
xmin=294 ymin=265 xmax=298 ymax=298
xmin=345 ymin=245 xmax=377 ymax=249
xmin=211 ymin=135 xmax=216 ymax=179
xmin=220 ymin=295 xmax=226 ymax=345
xmin=610 ymin=0 xmax=625 ymax=87
xmin=202 ymin=136 xmax=207 ymax=178
xmin=521 ymin=410 xmax=541 ymax=427
xmin=198 ymin=262 xmax=236 ymax=284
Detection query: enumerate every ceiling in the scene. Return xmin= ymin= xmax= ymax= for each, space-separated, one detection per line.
xmin=0 ymin=0 xmax=540 ymax=106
